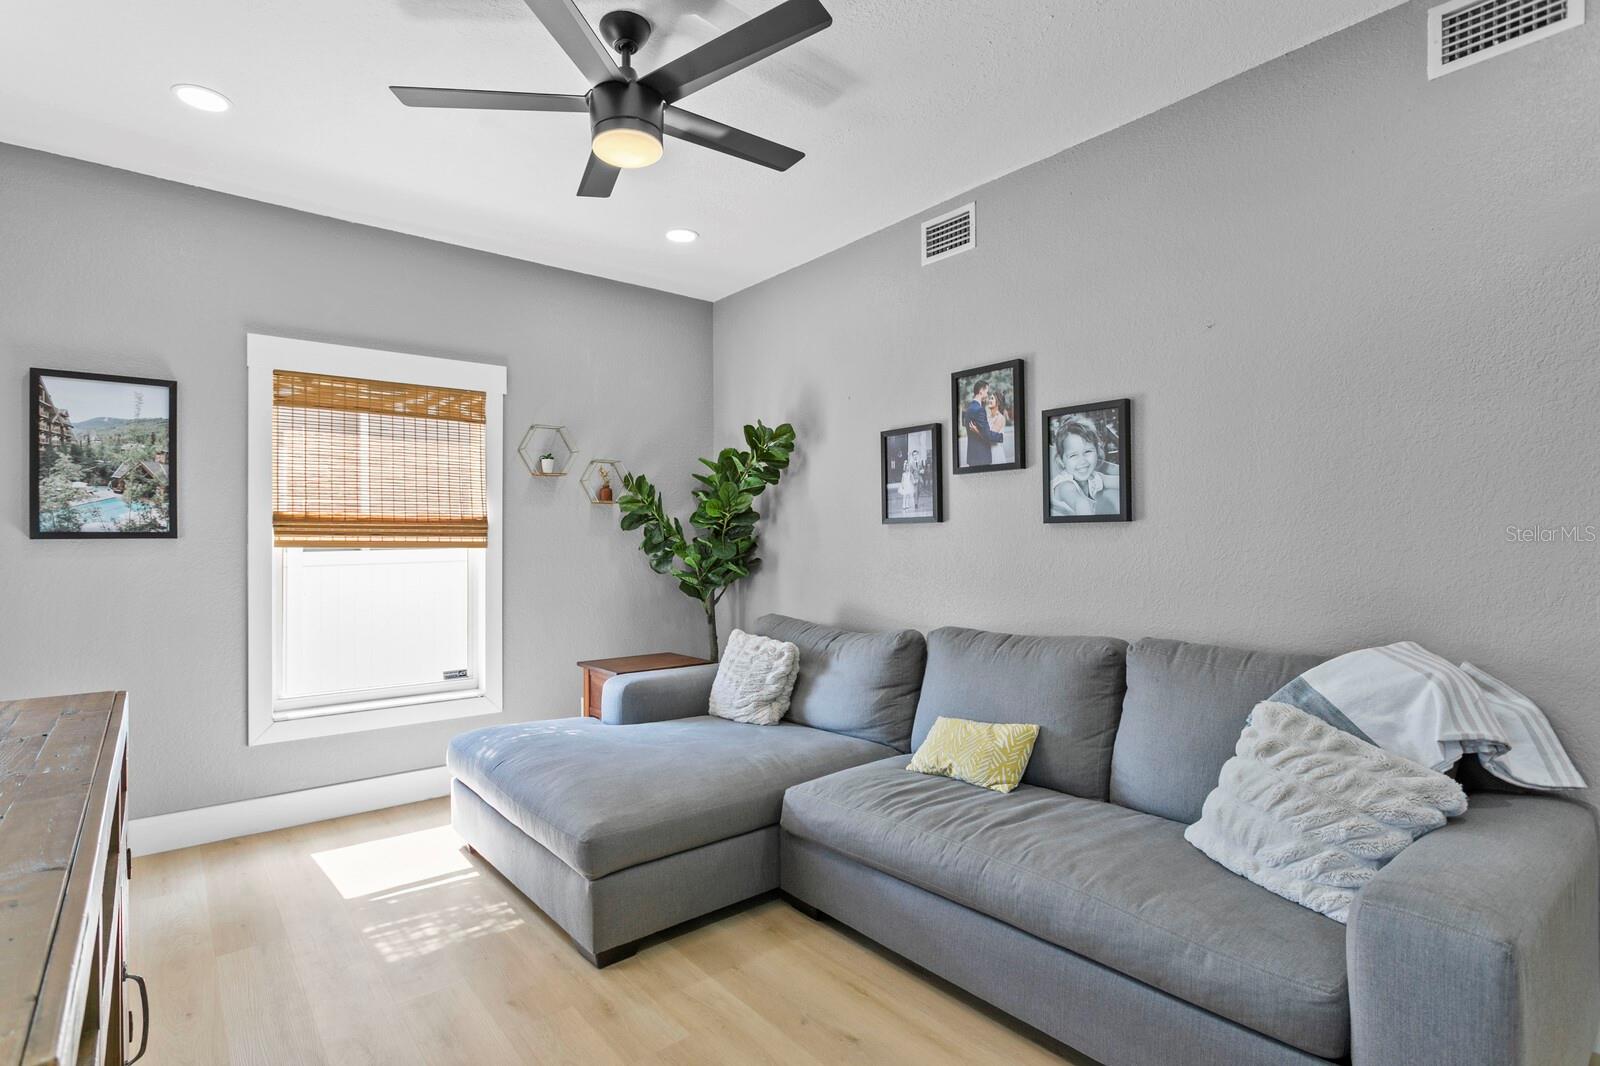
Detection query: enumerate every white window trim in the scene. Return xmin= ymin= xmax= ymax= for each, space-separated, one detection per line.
xmin=246 ymin=333 xmax=506 ymax=746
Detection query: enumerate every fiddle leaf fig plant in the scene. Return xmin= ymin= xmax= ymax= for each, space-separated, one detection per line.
xmin=617 ymin=421 xmax=796 ymax=661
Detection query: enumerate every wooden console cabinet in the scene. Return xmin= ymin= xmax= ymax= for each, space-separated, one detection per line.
xmin=0 ymin=692 xmax=143 ymax=1066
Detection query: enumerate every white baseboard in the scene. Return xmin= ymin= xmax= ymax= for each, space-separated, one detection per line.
xmin=129 ymin=765 xmax=451 ymax=856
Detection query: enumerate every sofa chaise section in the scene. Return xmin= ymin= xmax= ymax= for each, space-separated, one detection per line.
xmin=447 ymin=616 xmax=927 ymax=966
xmin=448 ymin=714 xmax=896 ymax=963
xmin=449 ymin=715 xmax=895 ymax=880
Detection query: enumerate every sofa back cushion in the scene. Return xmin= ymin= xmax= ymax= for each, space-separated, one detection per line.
xmin=1110 ymin=638 xmax=1324 ymax=823
xmin=749 ymin=614 xmax=927 ymax=751
xmin=909 ymin=628 xmax=1127 ymax=798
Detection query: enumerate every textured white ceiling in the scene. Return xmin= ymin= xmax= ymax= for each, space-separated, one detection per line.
xmin=0 ymin=0 xmax=1403 ymax=300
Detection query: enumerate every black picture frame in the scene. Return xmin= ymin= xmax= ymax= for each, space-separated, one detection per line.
xmin=880 ymin=422 xmax=943 ymax=524
xmin=951 ymin=358 xmax=1025 ymax=474
xmin=1042 ymin=398 xmax=1131 ymax=524
xmin=29 ymin=368 xmax=179 ymax=539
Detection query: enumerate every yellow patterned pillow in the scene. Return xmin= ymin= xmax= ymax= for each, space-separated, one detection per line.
xmin=907 ymin=717 xmax=1040 ymax=793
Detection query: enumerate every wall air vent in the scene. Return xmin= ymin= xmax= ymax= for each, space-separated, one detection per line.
xmin=1428 ymin=0 xmax=1584 ymax=78
xmin=921 ymin=202 xmax=976 ymax=266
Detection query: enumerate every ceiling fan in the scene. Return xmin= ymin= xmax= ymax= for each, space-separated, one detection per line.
xmin=390 ymin=0 xmax=833 ymax=198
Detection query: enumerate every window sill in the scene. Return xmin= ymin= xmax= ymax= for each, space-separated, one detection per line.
xmin=248 ymin=692 xmax=501 ymax=746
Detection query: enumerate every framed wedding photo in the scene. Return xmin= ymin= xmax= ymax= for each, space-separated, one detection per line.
xmin=1042 ymin=398 xmax=1131 ymax=524
xmin=30 ymin=368 xmax=178 ymax=539
xmin=881 ymin=423 xmax=943 ymax=524
xmin=951 ymin=358 xmax=1024 ymax=474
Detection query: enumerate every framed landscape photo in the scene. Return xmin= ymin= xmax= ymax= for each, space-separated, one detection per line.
xmin=1043 ymin=399 xmax=1131 ymax=524
xmin=881 ymin=423 xmax=943 ymax=524
xmin=951 ymin=358 xmax=1024 ymax=474
xmin=30 ymin=368 xmax=178 ymax=538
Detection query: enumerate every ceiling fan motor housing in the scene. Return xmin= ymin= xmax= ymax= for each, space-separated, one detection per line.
xmin=588 ymin=80 xmax=665 ymax=143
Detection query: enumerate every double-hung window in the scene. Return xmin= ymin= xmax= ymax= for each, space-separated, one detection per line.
xmin=247 ymin=335 xmax=505 ymax=745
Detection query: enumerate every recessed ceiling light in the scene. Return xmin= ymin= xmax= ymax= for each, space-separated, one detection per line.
xmin=665 ymin=229 xmax=699 ymax=244
xmin=171 ymin=84 xmax=231 ymax=113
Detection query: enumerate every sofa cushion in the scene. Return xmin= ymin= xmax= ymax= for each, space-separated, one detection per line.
xmin=749 ymin=614 xmax=926 ymax=751
xmin=1110 ymin=638 xmax=1324 ymax=823
xmin=708 ymin=628 xmax=800 ymax=725
xmin=1184 ymin=701 xmax=1468 ymax=924
xmin=909 ymin=628 xmax=1127 ymax=798
xmin=906 ymin=717 xmax=1040 ymax=793
xmin=448 ymin=716 xmax=896 ymax=879
xmin=781 ymin=758 xmax=1349 ymax=1059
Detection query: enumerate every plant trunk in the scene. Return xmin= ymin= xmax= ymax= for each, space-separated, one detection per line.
xmin=705 ymin=597 xmax=720 ymax=661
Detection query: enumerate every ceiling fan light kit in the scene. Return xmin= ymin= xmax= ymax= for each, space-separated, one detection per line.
xmin=390 ymin=0 xmax=832 ymax=197
xmin=588 ymin=80 xmax=665 ymax=169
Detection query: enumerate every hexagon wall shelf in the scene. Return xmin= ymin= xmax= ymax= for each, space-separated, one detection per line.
xmin=580 ymin=459 xmax=627 ymax=505
xmin=518 ymin=424 xmax=576 ymax=477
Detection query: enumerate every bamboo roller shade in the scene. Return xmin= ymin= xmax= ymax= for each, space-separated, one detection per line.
xmin=272 ymin=370 xmax=487 ymax=548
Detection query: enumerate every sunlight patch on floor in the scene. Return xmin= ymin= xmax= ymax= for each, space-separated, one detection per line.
xmin=311 ymin=824 xmax=472 ymax=899
xmin=362 ymin=898 xmax=524 ymax=962
xmin=368 ymin=870 xmax=479 ymax=902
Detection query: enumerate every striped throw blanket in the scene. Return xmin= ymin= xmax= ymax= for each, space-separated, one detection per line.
xmin=1270 ymin=642 xmax=1584 ymax=790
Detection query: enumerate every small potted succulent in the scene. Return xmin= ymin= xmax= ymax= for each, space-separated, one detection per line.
xmin=538 ymin=451 xmax=557 ymax=475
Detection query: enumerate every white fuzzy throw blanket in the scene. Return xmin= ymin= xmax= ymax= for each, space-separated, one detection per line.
xmin=1184 ymin=701 xmax=1468 ymax=923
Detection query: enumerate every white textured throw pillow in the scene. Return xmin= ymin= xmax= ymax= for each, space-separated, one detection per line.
xmin=1184 ymin=701 xmax=1467 ymax=923
xmin=708 ymin=629 xmax=801 ymax=726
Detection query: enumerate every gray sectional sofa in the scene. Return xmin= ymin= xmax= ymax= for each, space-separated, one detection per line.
xmin=447 ymin=614 xmax=1600 ymax=1066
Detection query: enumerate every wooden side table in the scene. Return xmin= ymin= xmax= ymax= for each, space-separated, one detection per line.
xmin=576 ymin=653 xmax=712 ymax=718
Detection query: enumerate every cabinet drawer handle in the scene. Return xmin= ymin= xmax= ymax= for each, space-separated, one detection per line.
xmin=123 ymin=965 xmax=149 ymax=1064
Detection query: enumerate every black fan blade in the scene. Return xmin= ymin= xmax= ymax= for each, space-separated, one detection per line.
xmin=521 ymin=0 xmax=622 ymax=87
xmin=641 ymin=0 xmax=832 ymax=104
xmin=577 ymin=153 xmax=620 ymax=197
xmin=390 ymin=87 xmax=589 ymax=112
xmin=664 ymin=107 xmax=804 ymax=171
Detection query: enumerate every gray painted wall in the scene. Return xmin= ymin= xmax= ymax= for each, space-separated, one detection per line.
xmin=713 ymin=1 xmax=1600 ymax=806
xmin=0 ymin=144 xmax=712 ymax=818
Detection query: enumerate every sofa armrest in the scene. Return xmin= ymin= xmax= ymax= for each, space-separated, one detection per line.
xmin=600 ymin=664 xmax=718 ymax=725
xmin=1348 ymin=793 xmax=1599 ymax=1066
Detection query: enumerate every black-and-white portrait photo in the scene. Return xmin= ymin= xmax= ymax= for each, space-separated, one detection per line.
xmin=1043 ymin=399 xmax=1131 ymax=523
xmin=951 ymin=359 xmax=1025 ymax=474
xmin=881 ymin=423 xmax=942 ymax=524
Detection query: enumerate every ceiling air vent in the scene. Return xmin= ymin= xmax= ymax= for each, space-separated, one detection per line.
xmin=1428 ymin=0 xmax=1584 ymax=78
xmin=921 ymin=202 xmax=976 ymax=266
